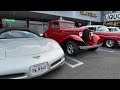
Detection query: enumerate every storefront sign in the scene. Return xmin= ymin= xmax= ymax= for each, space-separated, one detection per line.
xmin=4 ymin=18 xmax=16 ymax=22
xmin=104 ymin=13 xmax=120 ymax=21
xmin=80 ymin=11 xmax=97 ymax=17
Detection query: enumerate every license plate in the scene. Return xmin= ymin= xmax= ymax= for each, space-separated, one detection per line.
xmin=30 ymin=62 xmax=48 ymax=76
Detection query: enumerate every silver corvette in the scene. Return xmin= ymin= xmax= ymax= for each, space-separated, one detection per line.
xmin=0 ymin=28 xmax=65 ymax=79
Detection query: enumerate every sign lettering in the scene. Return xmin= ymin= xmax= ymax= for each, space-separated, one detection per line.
xmin=80 ymin=11 xmax=97 ymax=17
xmin=4 ymin=18 xmax=16 ymax=22
xmin=104 ymin=13 xmax=120 ymax=21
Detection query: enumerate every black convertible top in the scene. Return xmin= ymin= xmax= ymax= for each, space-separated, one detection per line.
xmin=0 ymin=27 xmax=40 ymax=36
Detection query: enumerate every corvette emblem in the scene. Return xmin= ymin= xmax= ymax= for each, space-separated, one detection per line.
xmin=33 ymin=56 xmax=40 ymax=59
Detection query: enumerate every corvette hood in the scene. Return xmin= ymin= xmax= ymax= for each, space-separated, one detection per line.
xmin=0 ymin=37 xmax=54 ymax=57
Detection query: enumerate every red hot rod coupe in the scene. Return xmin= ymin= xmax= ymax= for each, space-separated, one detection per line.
xmin=43 ymin=20 xmax=102 ymax=56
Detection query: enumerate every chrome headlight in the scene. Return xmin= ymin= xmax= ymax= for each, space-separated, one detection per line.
xmin=79 ymin=32 xmax=83 ymax=37
xmin=90 ymin=32 xmax=94 ymax=36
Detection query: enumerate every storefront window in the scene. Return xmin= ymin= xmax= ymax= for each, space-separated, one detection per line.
xmin=29 ymin=24 xmax=43 ymax=34
xmin=104 ymin=21 xmax=120 ymax=28
xmin=29 ymin=21 xmax=48 ymax=34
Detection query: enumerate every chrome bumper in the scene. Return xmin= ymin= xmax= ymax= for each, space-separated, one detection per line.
xmin=78 ymin=43 xmax=103 ymax=50
xmin=118 ymin=41 xmax=120 ymax=46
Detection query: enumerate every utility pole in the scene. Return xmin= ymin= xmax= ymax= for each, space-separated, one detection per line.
xmin=87 ymin=21 xmax=92 ymax=25
xmin=60 ymin=16 xmax=63 ymax=20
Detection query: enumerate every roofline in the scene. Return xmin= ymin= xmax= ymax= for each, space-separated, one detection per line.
xmin=50 ymin=20 xmax=75 ymax=24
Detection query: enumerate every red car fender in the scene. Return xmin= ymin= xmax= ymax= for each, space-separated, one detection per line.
xmin=64 ymin=35 xmax=84 ymax=42
xmin=91 ymin=34 xmax=100 ymax=43
xmin=98 ymin=35 xmax=118 ymax=43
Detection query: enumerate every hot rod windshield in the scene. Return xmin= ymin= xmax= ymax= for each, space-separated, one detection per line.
xmin=97 ymin=26 xmax=109 ymax=32
xmin=60 ymin=22 xmax=75 ymax=28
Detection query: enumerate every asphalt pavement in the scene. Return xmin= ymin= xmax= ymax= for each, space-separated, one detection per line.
xmin=37 ymin=46 xmax=120 ymax=79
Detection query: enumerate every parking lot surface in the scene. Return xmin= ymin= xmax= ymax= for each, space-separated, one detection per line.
xmin=36 ymin=46 xmax=120 ymax=79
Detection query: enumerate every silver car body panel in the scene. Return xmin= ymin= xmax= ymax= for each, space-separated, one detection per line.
xmin=0 ymin=37 xmax=65 ymax=79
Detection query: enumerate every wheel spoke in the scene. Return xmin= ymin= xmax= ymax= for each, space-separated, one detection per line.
xmin=67 ymin=44 xmax=74 ymax=54
xmin=106 ymin=40 xmax=114 ymax=48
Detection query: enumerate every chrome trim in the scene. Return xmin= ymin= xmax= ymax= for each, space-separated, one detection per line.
xmin=11 ymin=75 xmax=28 ymax=79
xmin=118 ymin=41 xmax=120 ymax=45
xmin=50 ymin=57 xmax=65 ymax=69
xmin=79 ymin=43 xmax=103 ymax=50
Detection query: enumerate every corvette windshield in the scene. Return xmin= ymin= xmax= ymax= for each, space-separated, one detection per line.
xmin=97 ymin=26 xmax=109 ymax=32
xmin=60 ymin=22 xmax=75 ymax=28
xmin=0 ymin=30 xmax=38 ymax=39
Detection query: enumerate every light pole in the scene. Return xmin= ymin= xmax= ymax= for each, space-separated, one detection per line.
xmin=87 ymin=21 xmax=92 ymax=25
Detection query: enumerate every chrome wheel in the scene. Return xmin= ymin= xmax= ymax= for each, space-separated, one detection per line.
xmin=67 ymin=44 xmax=74 ymax=54
xmin=106 ymin=40 xmax=114 ymax=48
xmin=66 ymin=41 xmax=80 ymax=56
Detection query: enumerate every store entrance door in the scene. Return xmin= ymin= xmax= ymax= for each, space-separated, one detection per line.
xmin=29 ymin=24 xmax=43 ymax=34
xmin=29 ymin=21 xmax=48 ymax=34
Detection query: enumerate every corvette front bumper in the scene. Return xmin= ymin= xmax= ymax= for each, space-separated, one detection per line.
xmin=78 ymin=43 xmax=103 ymax=50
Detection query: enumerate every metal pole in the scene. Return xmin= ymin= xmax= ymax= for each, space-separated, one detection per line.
xmin=26 ymin=18 xmax=30 ymax=28
xmin=60 ymin=16 xmax=63 ymax=20
xmin=89 ymin=21 xmax=91 ymax=25
xmin=87 ymin=21 xmax=91 ymax=25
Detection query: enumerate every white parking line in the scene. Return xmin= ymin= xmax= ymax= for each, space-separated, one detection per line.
xmin=97 ymin=48 xmax=115 ymax=53
xmin=65 ymin=56 xmax=84 ymax=68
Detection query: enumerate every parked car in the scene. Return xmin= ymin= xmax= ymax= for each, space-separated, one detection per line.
xmin=107 ymin=27 xmax=120 ymax=32
xmin=0 ymin=27 xmax=65 ymax=79
xmin=83 ymin=25 xmax=120 ymax=48
xmin=43 ymin=20 xmax=102 ymax=56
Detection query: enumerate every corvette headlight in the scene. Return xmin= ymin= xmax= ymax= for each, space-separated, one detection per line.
xmin=79 ymin=32 xmax=83 ymax=37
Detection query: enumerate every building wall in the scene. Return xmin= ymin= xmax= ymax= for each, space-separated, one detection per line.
xmin=31 ymin=11 xmax=102 ymax=22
